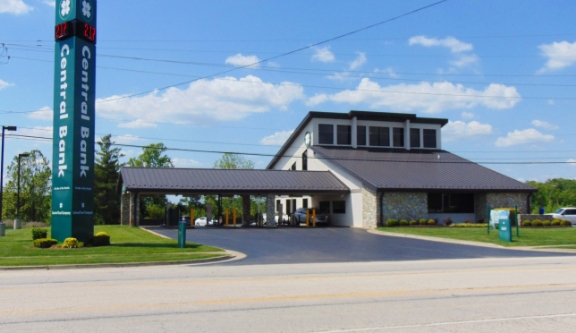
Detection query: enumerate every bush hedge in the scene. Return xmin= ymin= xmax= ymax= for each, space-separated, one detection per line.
xmin=532 ymin=220 xmax=543 ymax=227
xmin=90 ymin=232 xmax=111 ymax=247
xmin=409 ymin=220 xmax=417 ymax=226
xmin=542 ymin=221 xmax=551 ymax=227
xmin=399 ymin=220 xmax=409 ymax=227
xmin=427 ymin=219 xmax=437 ymax=225
xmin=562 ymin=220 xmax=572 ymax=227
xmin=33 ymin=238 xmax=58 ymax=248
xmin=551 ymin=220 xmax=561 ymax=227
xmin=63 ymin=238 xmax=79 ymax=249
xmin=418 ymin=219 xmax=427 ymax=226
xmin=31 ymin=228 xmax=48 ymax=240
xmin=522 ymin=221 xmax=532 ymax=227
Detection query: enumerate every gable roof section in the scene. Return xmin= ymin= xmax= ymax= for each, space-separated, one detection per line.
xmin=119 ymin=167 xmax=350 ymax=194
xmin=266 ymin=110 xmax=448 ymax=169
xmin=310 ymin=146 xmax=536 ymax=192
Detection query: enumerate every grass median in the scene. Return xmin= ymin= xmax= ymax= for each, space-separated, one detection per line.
xmin=0 ymin=225 xmax=225 ymax=267
xmin=377 ymin=226 xmax=576 ymax=248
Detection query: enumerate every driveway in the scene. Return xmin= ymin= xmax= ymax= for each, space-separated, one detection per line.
xmin=146 ymin=226 xmax=573 ymax=265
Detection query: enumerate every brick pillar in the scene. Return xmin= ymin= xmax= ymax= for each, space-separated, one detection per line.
xmin=266 ymin=194 xmax=275 ymax=228
xmin=120 ymin=193 xmax=130 ymax=225
xmin=241 ymin=195 xmax=251 ymax=227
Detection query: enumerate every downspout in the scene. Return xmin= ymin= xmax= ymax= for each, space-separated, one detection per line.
xmin=379 ymin=192 xmax=385 ymax=227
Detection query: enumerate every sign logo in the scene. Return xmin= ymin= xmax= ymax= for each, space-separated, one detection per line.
xmin=81 ymin=0 xmax=93 ymax=22
xmin=59 ymin=0 xmax=72 ymax=20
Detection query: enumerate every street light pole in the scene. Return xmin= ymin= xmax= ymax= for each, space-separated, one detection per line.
xmin=0 ymin=126 xmax=17 ymax=225
xmin=15 ymin=153 xmax=30 ymax=230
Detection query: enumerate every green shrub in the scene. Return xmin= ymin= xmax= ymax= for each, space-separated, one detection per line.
xmin=409 ymin=220 xmax=417 ymax=226
xmin=522 ymin=221 xmax=532 ymax=227
xmin=33 ymin=238 xmax=58 ymax=248
xmin=31 ymin=228 xmax=48 ymax=240
xmin=522 ymin=219 xmax=531 ymax=225
xmin=551 ymin=221 xmax=561 ymax=227
xmin=399 ymin=220 xmax=409 ymax=227
xmin=532 ymin=220 xmax=543 ymax=227
xmin=562 ymin=220 xmax=572 ymax=227
xmin=427 ymin=219 xmax=437 ymax=225
xmin=385 ymin=219 xmax=399 ymax=227
xmin=552 ymin=219 xmax=563 ymax=224
xmin=542 ymin=221 xmax=551 ymax=227
xmin=418 ymin=219 xmax=427 ymax=225
xmin=90 ymin=232 xmax=111 ymax=247
xmin=63 ymin=238 xmax=79 ymax=248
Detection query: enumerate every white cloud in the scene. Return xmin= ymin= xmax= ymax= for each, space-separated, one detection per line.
xmin=97 ymin=75 xmax=305 ymax=127
xmin=172 ymin=158 xmax=202 ymax=168
xmin=112 ymin=134 xmax=143 ymax=145
xmin=118 ymin=119 xmax=157 ymax=129
xmin=451 ymin=54 xmax=479 ymax=67
xmin=538 ymin=41 xmax=576 ymax=72
xmin=41 ymin=0 xmax=54 ymax=7
xmin=349 ymin=52 xmax=367 ymax=70
xmin=225 ymin=53 xmax=260 ymax=68
xmin=548 ymin=99 xmax=555 ymax=105
xmin=0 ymin=79 xmax=14 ymax=90
xmin=495 ymin=129 xmax=554 ymax=147
xmin=442 ymin=121 xmax=492 ymax=142
xmin=461 ymin=112 xmax=475 ymax=120
xmin=311 ymin=47 xmax=335 ymax=63
xmin=11 ymin=126 xmax=53 ymax=139
xmin=306 ymin=79 xmax=521 ymax=113
xmin=531 ymin=120 xmax=559 ymax=130
xmin=374 ymin=67 xmax=397 ymax=78
xmin=409 ymin=36 xmax=473 ymax=53
xmin=260 ymin=130 xmax=294 ymax=146
xmin=27 ymin=106 xmax=52 ymax=121
xmin=0 ymin=0 xmax=32 ymax=14
xmin=326 ymin=72 xmax=354 ymax=81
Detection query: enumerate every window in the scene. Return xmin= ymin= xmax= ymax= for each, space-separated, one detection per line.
xmin=337 ymin=125 xmax=351 ymax=145
xmin=357 ymin=126 xmax=367 ymax=146
xmin=286 ymin=200 xmax=291 ymax=214
xmin=333 ymin=201 xmax=346 ymax=214
xmin=292 ymin=199 xmax=297 ymax=213
xmin=393 ymin=127 xmax=404 ymax=147
xmin=319 ymin=201 xmax=330 ymax=214
xmin=276 ymin=200 xmax=281 ymax=212
xmin=423 ymin=129 xmax=437 ymax=148
xmin=427 ymin=193 xmax=474 ymax=213
xmin=564 ymin=209 xmax=576 ymax=215
xmin=302 ymin=150 xmax=307 ymax=171
xmin=303 ymin=198 xmax=308 ymax=209
xmin=318 ymin=124 xmax=334 ymax=144
xmin=369 ymin=127 xmax=390 ymax=146
xmin=410 ymin=128 xmax=421 ymax=148
xmin=291 ymin=162 xmax=296 ymax=170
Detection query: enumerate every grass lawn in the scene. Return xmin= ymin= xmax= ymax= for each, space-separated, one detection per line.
xmin=377 ymin=227 xmax=576 ymax=248
xmin=0 ymin=225 xmax=225 ymax=267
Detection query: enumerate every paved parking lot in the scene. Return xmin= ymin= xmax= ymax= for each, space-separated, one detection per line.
xmin=146 ymin=226 xmax=572 ymax=265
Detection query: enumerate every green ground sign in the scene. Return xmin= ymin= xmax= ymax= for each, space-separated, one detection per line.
xmin=51 ymin=0 xmax=97 ymax=242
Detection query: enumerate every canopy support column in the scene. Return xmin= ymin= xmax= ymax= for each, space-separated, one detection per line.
xmin=241 ymin=194 xmax=251 ymax=227
xmin=266 ymin=194 xmax=275 ymax=228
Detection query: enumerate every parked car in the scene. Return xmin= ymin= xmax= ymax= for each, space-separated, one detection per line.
xmin=194 ymin=217 xmax=209 ymax=226
xmin=546 ymin=207 xmax=576 ymax=225
xmin=293 ymin=208 xmax=330 ymax=225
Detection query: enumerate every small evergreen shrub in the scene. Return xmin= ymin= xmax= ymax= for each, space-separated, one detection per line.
xmin=91 ymin=232 xmax=111 ymax=246
xmin=522 ymin=219 xmax=531 ymax=225
xmin=409 ymin=220 xmax=417 ymax=226
xmin=63 ymin=238 xmax=79 ymax=248
xmin=522 ymin=221 xmax=532 ymax=227
xmin=399 ymin=220 xmax=409 ymax=227
xmin=552 ymin=219 xmax=563 ymax=224
xmin=542 ymin=221 xmax=551 ymax=227
xmin=33 ymin=238 xmax=58 ymax=248
xmin=427 ymin=219 xmax=436 ymax=225
xmin=532 ymin=220 xmax=543 ymax=227
xmin=562 ymin=220 xmax=572 ymax=227
xmin=418 ymin=219 xmax=427 ymax=225
xmin=31 ymin=228 xmax=48 ymax=240
xmin=385 ymin=219 xmax=399 ymax=227
xmin=551 ymin=220 xmax=561 ymax=227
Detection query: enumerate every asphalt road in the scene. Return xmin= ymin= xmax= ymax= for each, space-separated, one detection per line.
xmin=147 ymin=226 xmax=573 ymax=265
xmin=1 ymin=257 xmax=575 ymax=332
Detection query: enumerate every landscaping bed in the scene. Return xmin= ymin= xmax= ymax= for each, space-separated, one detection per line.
xmin=0 ymin=225 xmax=225 ymax=267
xmin=377 ymin=226 xmax=576 ymax=248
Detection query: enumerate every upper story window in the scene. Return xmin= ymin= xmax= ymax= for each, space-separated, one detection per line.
xmin=357 ymin=126 xmax=367 ymax=146
xmin=318 ymin=124 xmax=334 ymax=144
xmin=369 ymin=126 xmax=390 ymax=147
xmin=423 ymin=129 xmax=437 ymax=148
xmin=302 ymin=150 xmax=307 ymax=171
xmin=410 ymin=128 xmax=421 ymax=148
xmin=337 ymin=125 xmax=351 ymax=145
xmin=393 ymin=127 xmax=404 ymax=147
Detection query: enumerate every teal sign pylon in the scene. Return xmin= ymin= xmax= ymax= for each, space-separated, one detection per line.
xmin=51 ymin=0 xmax=97 ymax=242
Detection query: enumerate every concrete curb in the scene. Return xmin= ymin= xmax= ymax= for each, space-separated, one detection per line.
xmin=368 ymin=229 xmax=576 ymax=254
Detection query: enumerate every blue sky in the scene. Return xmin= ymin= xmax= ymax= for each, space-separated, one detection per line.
xmin=1 ymin=0 xmax=575 ymax=183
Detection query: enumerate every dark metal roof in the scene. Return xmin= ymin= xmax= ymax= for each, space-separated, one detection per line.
xmin=310 ymin=146 xmax=536 ymax=192
xmin=118 ymin=167 xmax=350 ymax=195
xmin=267 ymin=110 xmax=448 ymax=169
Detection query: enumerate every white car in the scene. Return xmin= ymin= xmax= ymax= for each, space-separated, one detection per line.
xmin=194 ymin=217 xmax=208 ymax=226
xmin=546 ymin=207 xmax=576 ymax=225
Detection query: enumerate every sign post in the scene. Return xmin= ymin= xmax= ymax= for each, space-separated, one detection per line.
xmin=51 ymin=0 xmax=97 ymax=242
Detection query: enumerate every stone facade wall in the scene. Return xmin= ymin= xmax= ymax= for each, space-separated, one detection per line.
xmin=362 ymin=187 xmax=378 ymax=229
xmin=382 ymin=192 xmax=427 ymax=222
xmin=120 ymin=193 xmax=130 ymax=226
xmin=474 ymin=193 xmax=487 ymax=222
xmin=487 ymin=192 xmax=528 ymax=216
xmin=519 ymin=214 xmax=553 ymax=224
xmin=266 ymin=194 xmax=276 ymax=227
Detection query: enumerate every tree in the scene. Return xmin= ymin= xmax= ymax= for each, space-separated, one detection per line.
xmin=2 ymin=150 xmax=51 ymax=223
xmin=527 ymin=178 xmax=576 ymax=213
xmin=213 ymin=153 xmax=254 ymax=169
xmin=94 ymin=135 xmax=123 ymax=225
xmin=127 ymin=143 xmax=173 ymax=218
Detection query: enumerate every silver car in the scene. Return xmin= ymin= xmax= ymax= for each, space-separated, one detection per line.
xmin=546 ymin=207 xmax=576 ymax=225
xmin=293 ymin=208 xmax=329 ymax=225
